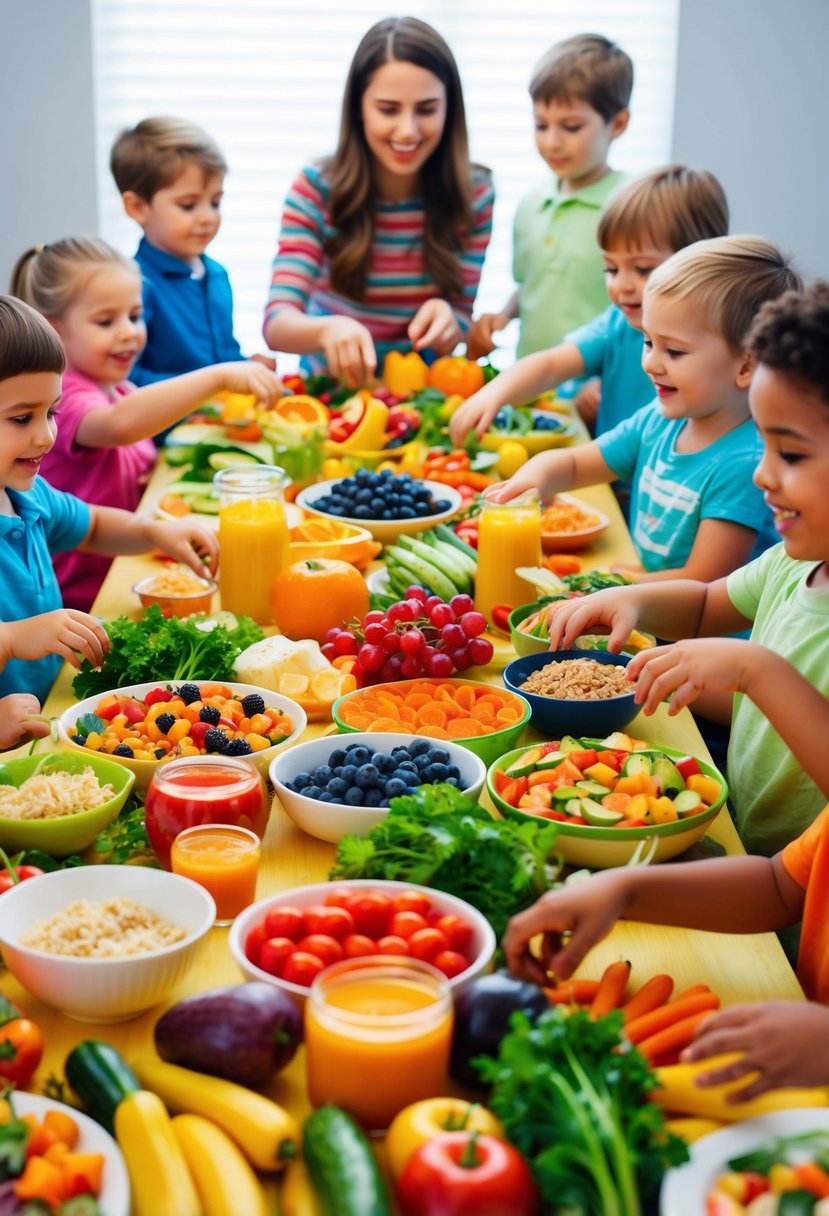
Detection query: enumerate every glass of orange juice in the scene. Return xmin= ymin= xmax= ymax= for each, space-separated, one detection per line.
xmin=305 ymin=956 xmax=453 ymax=1133
xmin=170 ymin=824 xmax=261 ymax=926
xmin=214 ymin=464 xmax=291 ymax=624
xmin=473 ymin=490 xmax=542 ymax=629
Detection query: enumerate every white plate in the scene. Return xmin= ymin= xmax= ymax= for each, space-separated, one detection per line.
xmin=10 ymin=1091 xmax=130 ymax=1216
xmin=660 ymin=1107 xmax=829 ymax=1214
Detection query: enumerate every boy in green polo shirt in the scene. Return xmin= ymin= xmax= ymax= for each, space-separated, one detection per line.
xmin=467 ymin=33 xmax=632 ymax=366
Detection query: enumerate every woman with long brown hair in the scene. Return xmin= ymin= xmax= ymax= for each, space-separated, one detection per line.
xmin=263 ymin=16 xmax=494 ymax=386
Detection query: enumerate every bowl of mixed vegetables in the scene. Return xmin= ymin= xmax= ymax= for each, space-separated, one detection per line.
xmin=508 ymin=570 xmax=655 ymax=659
xmin=480 ymin=405 xmax=579 ymax=456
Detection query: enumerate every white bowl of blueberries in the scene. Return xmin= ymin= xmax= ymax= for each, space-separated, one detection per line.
xmin=295 ymin=471 xmax=463 ymax=545
xmin=268 ymin=732 xmax=487 ymax=843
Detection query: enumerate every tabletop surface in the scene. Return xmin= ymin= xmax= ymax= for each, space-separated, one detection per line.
xmin=5 ymin=446 xmax=802 ymax=1199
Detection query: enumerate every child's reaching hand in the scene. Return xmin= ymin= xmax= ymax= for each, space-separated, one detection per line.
xmin=147 ymin=519 xmax=219 ymax=579
xmin=217 ymin=360 xmax=282 ymax=407
xmin=0 ymin=693 xmax=50 ymax=751
xmin=682 ymin=1001 xmax=829 ymax=1097
xmin=545 ymin=587 xmax=644 ymax=653
xmin=626 ymin=638 xmax=769 ymax=717
xmin=465 ymin=311 xmax=511 ymax=361
xmin=0 ymin=611 xmax=109 ymax=673
xmin=408 ymin=299 xmax=461 ymax=356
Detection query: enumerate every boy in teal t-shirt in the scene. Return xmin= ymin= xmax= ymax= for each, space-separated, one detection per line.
xmin=467 ymin=34 xmax=631 ymax=361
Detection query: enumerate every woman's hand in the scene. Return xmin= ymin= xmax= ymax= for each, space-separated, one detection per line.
xmin=503 ymin=871 xmax=632 ymax=985
xmin=0 ymin=694 xmax=49 ymax=751
xmin=0 ymin=612 xmax=109 ymax=672
xmin=408 ymin=299 xmax=462 ymax=355
xmin=545 ymin=588 xmax=642 ymax=653
xmin=626 ymin=638 xmax=761 ymax=717
xmin=465 ymin=311 xmax=510 ymax=361
xmin=321 ymin=317 xmax=377 ymax=387
xmin=149 ymin=520 xmax=220 ymax=579
xmin=682 ymin=1002 xmax=829 ymax=1098
xmin=215 ymin=361 xmax=283 ymax=407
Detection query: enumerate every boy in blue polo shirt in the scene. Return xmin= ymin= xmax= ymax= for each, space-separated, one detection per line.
xmin=467 ymin=34 xmax=631 ymax=365
xmin=111 ymin=117 xmax=274 ymax=388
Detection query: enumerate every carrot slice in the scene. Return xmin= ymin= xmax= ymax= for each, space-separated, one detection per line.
xmin=448 ymin=718 xmax=484 ymax=737
xmin=422 ymin=724 xmax=450 ymax=739
xmin=418 ymin=706 xmax=448 ymax=727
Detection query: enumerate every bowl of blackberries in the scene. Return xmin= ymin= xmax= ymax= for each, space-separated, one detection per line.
xmin=268 ymin=732 xmax=487 ymax=843
xmin=295 ymin=470 xmax=462 ymax=544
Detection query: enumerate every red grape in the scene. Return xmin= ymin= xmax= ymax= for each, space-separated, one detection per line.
xmin=429 ymin=603 xmax=454 ymax=628
xmin=321 ymin=642 xmax=337 ymax=661
xmin=326 ymin=627 xmax=342 ymax=643
xmin=380 ymin=631 xmax=401 ymax=654
xmin=358 ymin=642 xmax=385 ymax=672
xmin=364 ymin=622 xmax=387 ymax=644
xmin=406 ymin=585 xmax=429 ymax=603
xmin=424 ymin=650 xmax=454 ymax=677
xmin=380 ymin=655 xmax=405 ymax=681
xmin=387 ymin=600 xmax=416 ymax=624
xmin=399 ymin=627 xmax=425 ymax=654
xmin=400 ymin=654 xmax=423 ymax=678
xmin=449 ymin=594 xmax=474 ymax=616
xmin=334 ymin=631 xmax=359 ymax=655
xmin=467 ymin=635 xmax=494 ymax=665
xmin=460 ymin=611 xmax=487 ymax=637
xmin=450 ymin=647 xmax=475 ymax=671
xmin=363 ymin=610 xmax=387 ymax=626
xmin=440 ymin=622 xmax=465 ymax=649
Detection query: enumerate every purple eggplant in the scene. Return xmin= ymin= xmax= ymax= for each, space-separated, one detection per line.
xmin=450 ymin=970 xmax=549 ymax=1089
xmin=154 ymin=982 xmax=302 ymax=1088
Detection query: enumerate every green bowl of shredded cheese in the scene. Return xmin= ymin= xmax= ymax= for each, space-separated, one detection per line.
xmin=0 ymin=753 xmax=135 ymax=856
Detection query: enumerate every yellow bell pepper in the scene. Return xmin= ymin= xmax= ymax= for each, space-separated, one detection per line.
xmin=652 ymin=1054 xmax=829 ymax=1122
xmin=383 ymin=350 xmax=428 ymax=396
xmin=385 ymin=1097 xmax=504 ymax=1181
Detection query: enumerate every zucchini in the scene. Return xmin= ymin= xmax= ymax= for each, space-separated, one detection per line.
xmin=302 ymin=1105 xmax=391 ymax=1216
xmin=65 ymin=1039 xmax=140 ymax=1134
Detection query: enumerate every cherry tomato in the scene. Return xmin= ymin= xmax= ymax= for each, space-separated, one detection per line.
xmin=264 ymin=905 xmax=305 ymax=942
xmin=342 ymin=934 xmax=378 ymax=959
xmin=244 ymin=923 xmax=268 ymax=966
xmin=408 ymin=927 xmax=449 ymax=962
xmin=303 ymin=905 xmax=356 ymax=941
xmin=432 ymin=950 xmax=470 ymax=979
xmin=345 ymin=891 xmax=394 ymax=938
xmin=376 ymin=935 xmax=410 ymax=955
xmin=435 ymin=914 xmax=474 ymax=953
xmin=14 ymin=866 xmax=45 ymax=883
xmin=297 ymin=934 xmax=343 ymax=967
xmin=258 ymin=936 xmax=296 ymax=978
xmin=281 ymin=951 xmax=326 ymax=987
xmin=393 ymin=890 xmax=432 ymax=917
xmin=389 ymin=911 xmax=429 ymax=940
xmin=0 ymin=1019 xmax=44 ymax=1088
xmin=324 ymin=887 xmax=355 ymax=909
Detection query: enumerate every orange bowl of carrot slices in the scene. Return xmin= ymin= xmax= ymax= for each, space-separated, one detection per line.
xmin=332 ymin=678 xmax=531 ymax=765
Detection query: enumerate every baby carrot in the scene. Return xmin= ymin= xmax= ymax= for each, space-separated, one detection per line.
xmin=794 ymin=1161 xmax=829 ymax=1198
xmin=637 ymin=1011 xmax=714 ymax=1062
xmin=544 ymin=980 xmax=601 ymax=1006
xmin=621 ymin=974 xmax=674 ymax=1024
xmin=589 ymin=960 xmax=632 ymax=1018
xmin=672 ymin=984 xmax=712 ymax=1002
xmin=625 ymin=991 xmax=721 ymax=1046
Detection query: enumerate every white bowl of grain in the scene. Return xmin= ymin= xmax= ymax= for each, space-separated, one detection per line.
xmin=0 ymin=867 xmax=215 ymax=1023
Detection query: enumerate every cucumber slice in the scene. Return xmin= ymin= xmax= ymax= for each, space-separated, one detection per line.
xmin=551 ymin=785 xmax=582 ymax=803
xmin=651 ymin=756 xmax=686 ymax=796
xmin=580 ymin=798 xmax=624 ymax=827
xmin=208 ymin=450 xmax=263 ymax=470
xmin=622 ymin=753 xmax=653 ymax=777
xmin=673 ymin=789 xmax=704 ymax=816
xmin=504 ymin=747 xmax=545 ymax=778
xmin=576 ymin=779 xmax=613 ymax=798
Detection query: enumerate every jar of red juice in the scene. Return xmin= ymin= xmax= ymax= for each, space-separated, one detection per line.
xmin=145 ymin=756 xmax=269 ymax=869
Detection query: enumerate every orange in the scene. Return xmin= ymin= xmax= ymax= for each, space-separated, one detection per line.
xmin=273 ymin=395 xmax=329 ymax=426
xmin=270 ymin=558 xmax=369 ymax=643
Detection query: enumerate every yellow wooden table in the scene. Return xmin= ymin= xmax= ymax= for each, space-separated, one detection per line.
xmin=3 ymin=459 xmax=802 ymax=1207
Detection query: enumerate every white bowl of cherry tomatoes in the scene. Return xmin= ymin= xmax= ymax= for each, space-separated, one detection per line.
xmin=228 ymin=879 xmax=496 ymax=1007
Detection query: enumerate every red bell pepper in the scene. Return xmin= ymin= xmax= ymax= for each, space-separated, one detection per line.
xmin=397 ymin=1130 xmax=538 ymax=1216
xmin=675 ymin=755 xmax=702 ymax=780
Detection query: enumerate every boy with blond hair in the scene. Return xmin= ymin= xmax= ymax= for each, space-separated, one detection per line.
xmin=111 ymin=117 xmax=267 ymax=386
xmin=467 ymin=33 xmax=631 ymax=364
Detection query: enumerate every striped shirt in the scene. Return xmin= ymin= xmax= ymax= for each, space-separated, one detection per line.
xmin=264 ymin=162 xmax=494 ymax=371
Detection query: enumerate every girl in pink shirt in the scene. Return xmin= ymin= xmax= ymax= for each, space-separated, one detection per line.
xmin=11 ymin=238 xmax=282 ymax=610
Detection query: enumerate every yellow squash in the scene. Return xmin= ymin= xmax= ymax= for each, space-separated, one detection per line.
xmin=114 ymin=1089 xmax=202 ymax=1216
xmin=280 ymin=1159 xmax=324 ymax=1216
xmin=653 ymin=1054 xmax=829 ymax=1123
xmin=131 ymin=1058 xmax=299 ymax=1171
xmin=172 ymin=1113 xmax=268 ymax=1216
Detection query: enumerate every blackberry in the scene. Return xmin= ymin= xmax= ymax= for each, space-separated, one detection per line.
xmin=223 ymin=738 xmax=252 ymax=756
xmin=241 ymin=693 xmax=265 ymax=717
xmin=177 ymin=682 xmax=202 ymax=705
xmin=112 ymin=744 xmax=134 ymax=758
xmin=199 ymin=705 xmax=221 ymax=725
xmin=204 ymin=728 xmax=228 ymax=753
xmin=70 ymin=734 xmax=86 ymax=746
xmin=155 ymin=712 xmax=176 ymax=734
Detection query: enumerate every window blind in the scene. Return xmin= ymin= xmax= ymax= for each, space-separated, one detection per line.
xmin=92 ymin=0 xmax=679 ymax=367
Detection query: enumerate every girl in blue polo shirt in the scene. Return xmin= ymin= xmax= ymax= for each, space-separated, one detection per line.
xmin=0 ymin=295 xmax=219 ymax=750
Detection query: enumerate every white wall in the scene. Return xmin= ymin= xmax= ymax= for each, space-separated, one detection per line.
xmin=672 ymin=0 xmax=829 ymax=280
xmin=0 ymin=0 xmax=99 ymax=289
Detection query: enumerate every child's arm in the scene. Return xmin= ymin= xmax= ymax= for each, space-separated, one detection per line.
xmin=0 ymin=694 xmax=52 ymax=750
xmin=616 ymin=519 xmax=760 ymax=584
xmin=74 ymin=362 xmax=282 ymax=449
xmin=465 ymin=290 xmax=519 ymax=361
xmin=546 ymin=578 xmax=750 ymax=654
xmin=80 ymin=508 xmax=219 ymax=577
xmin=265 ymin=309 xmax=377 ymax=389
xmin=480 ymin=440 xmax=613 ymax=505
xmin=503 ymin=853 xmax=802 ymax=985
xmin=681 ymin=1002 xmax=829 ymax=1097
xmin=0 ymin=613 xmax=109 ymax=673
xmin=449 ymin=342 xmax=586 ymax=446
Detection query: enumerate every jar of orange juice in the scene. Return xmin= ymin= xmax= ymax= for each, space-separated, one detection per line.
xmin=170 ymin=824 xmax=261 ymax=925
xmin=473 ymin=490 xmax=542 ymax=629
xmin=305 ymin=957 xmax=453 ymax=1132
xmin=214 ymin=464 xmax=290 ymax=623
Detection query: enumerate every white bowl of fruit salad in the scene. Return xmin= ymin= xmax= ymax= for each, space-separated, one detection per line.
xmin=58 ymin=680 xmax=307 ymax=790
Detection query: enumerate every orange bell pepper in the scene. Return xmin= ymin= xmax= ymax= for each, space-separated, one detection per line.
xmin=427 ymin=356 xmax=485 ymax=399
xmin=14 ymin=1155 xmax=65 ymax=1207
xmin=59 ymin=1150 xmax=106 ymax=1199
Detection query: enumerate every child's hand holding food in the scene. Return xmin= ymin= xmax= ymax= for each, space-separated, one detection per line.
xmin=626 ymin=637 xmax=769 ymax=716
xmin=148 ymin=519 xmax=219 ymax=579
xmin=0 ymin=693 xmax=49 ymax=750
xmin=218 ymin=359 xmax=283 ymax=407
xmin=0 ymin=611 xmax=109 ymax=672
xmin=546 ymin=587 xmax=642 ymax=654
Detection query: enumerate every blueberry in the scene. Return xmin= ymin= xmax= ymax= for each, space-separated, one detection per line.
xmin=344 ymin=786 xmax=365 ymax=806
xmin=446 ymin=765 xmax=462 ymax=782
xmin=426 ymin=762 xmax=449 ymax=782
xmin=355 ymin=763 xmax=380 ymax=789
xmin=304 ymin=784 xmax=322 ymax=800
xmin=363 ymin=788 xmax=383 ymax=807
xmin=328 ymin=748 xmax=347 ymax=768
xmin=445 ymin=776 xmax=461 ymax=787
xmin=370 ymin=498 xmax=387 ymax=516
xmin=429 ymin=748 xmax=451 ymax=765
xmin=70 ymin=734 xmax=86 ymax=746
xmin=318 ymin=791 xmax=336 ymax=803
xmin=340 ymin=764 xmax=358 ymax=784
xmin=398 ymin=507 xmax=416 ymax=519
xmin=292 ymin=771 xmax=312 ymax=789
xmin=384 ymin=777 xmax=407 ymax=798
xmin=391 ymin=746 xmax=410 ymax=760
xmin=354 ymin=505 xmax=372 ymax=519
xmin=314 ymin=764 xmax=334 ymax=786
xmin=373 ymin=752 xmax=395 ymax=774
xmin=408 ymin=739 xmax=431 ymax=757
xmin=328 ymin=777 xmax=347 ymax=798
xmin=380 ymin=796 xmax=393 ymax=807
xmin=414 ymin=753 xmax=432 ymax=771
xmin=349 ymin=746 xmax=372 ymax=766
